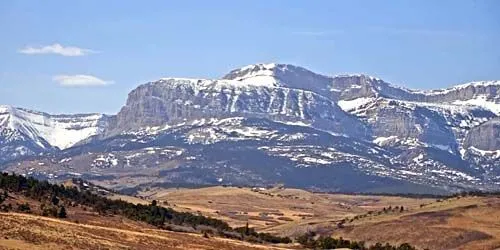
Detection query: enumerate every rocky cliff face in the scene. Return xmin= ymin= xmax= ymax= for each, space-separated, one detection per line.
xmin=335 ymin=78 xmax=500 ymax=115
xmin=109 ymin=78 xmax=367 ymax=137
xmin=365 ymin=99 xmax=459 ymax=151
xmin=406 ymin=81 xmax=500 ymax=105
xmin=464 ymin=118 xmax=500 ymax=151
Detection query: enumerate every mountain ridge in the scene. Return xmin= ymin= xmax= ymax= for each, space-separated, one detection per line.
xmin=1 ymin=63 xmax=499 ymax=193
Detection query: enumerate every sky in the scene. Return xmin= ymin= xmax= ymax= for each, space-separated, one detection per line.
xmin=0 ymin=0 xmax=499 ymax=114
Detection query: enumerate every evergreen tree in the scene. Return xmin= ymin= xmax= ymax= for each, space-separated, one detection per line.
xmin=58 ymin=206 xmax=67 ymax=218
xmin=244 ymin=222 xmax=250 ymax=235
xmin=51 ymin=195 xmax=59 ymax=206
xmin=17 ymin=203 xmax=31 ymax=212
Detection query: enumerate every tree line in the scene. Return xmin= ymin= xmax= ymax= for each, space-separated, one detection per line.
xmin=297 ymin=232 xmax=416 ymax=250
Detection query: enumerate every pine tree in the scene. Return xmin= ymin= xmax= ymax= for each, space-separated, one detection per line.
xmin=58 ymin=206 xmax=67 ymax=218
xmin=51 ymin=195 xmax=59 ymax=206
xmin=244 ymin=222 xmax=250 ymax=235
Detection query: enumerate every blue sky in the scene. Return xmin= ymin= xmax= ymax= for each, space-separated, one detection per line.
xmin=1 ymin=0 xmax=499 ymax=114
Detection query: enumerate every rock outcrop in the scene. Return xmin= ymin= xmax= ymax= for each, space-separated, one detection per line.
xmin=464 ymin=118 xmax=500 ymax=151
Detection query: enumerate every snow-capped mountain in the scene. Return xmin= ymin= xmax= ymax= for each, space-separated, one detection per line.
xmin=1 ymin=63 xmax=499 ymax=193
xmin=0 ymin=105 xmax=110 ymax=163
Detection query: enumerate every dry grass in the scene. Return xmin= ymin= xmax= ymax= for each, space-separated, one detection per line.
xmin=136 ymin=186 xmax=500 ymax=249
xmin=0 ymin=188 xmax=295 ymax=250
xmin=333 ymin=196 xmax=500 ymax=250
xmin=0 ymin=212 xmax=291 ymax=250
xmin=137 ymin=186 xmax=434 ymax=236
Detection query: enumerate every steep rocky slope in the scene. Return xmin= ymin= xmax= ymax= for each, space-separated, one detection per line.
xmin=464 ymin=118 xmax=500 ymax=150
xmin=108 ymin=77 xmax=367 ymax=137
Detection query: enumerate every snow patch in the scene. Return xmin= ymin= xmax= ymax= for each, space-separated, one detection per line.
xmin=373 ymin=136 xmax=398 ymax=146
xmin=338 ymin=97 xmax=375 ymax=112
xmin=452 ymin=95 xmax=500 ymax=115
xmin=429 ymin=144 xmax=454 ymax=154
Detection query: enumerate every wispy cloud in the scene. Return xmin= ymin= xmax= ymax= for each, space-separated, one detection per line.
xmin=53 ymin=75 xmax=113 ymax=87
xmin=19 ymin=43 xmax=97 ymax=56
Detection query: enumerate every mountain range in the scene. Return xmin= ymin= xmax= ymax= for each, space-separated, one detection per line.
xmin=1 ymin=63 xmax=499 ymax=194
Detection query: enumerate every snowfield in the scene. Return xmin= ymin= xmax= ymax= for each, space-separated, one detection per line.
xmin=0 ymin=105 xmax=106 ymax=149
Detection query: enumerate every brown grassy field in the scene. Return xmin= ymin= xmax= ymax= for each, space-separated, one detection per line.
xmin=0 ymin=189 xmax=295 ymax=250
xmin=0 ymin=212 xmax=292 ymax=250
xmin=334 ymin=196 xmax=500 ymax=250
xmin=135 ymin=187 xmax=434 ymax=234
xmin=135 ymin=186 xmax=500 ymax=250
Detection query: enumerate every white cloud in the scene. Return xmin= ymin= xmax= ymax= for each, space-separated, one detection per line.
xmin=53 ymin=75 xmax=113 ymax=87
xmin=19 ymin=43 xmax=97 ymax=56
